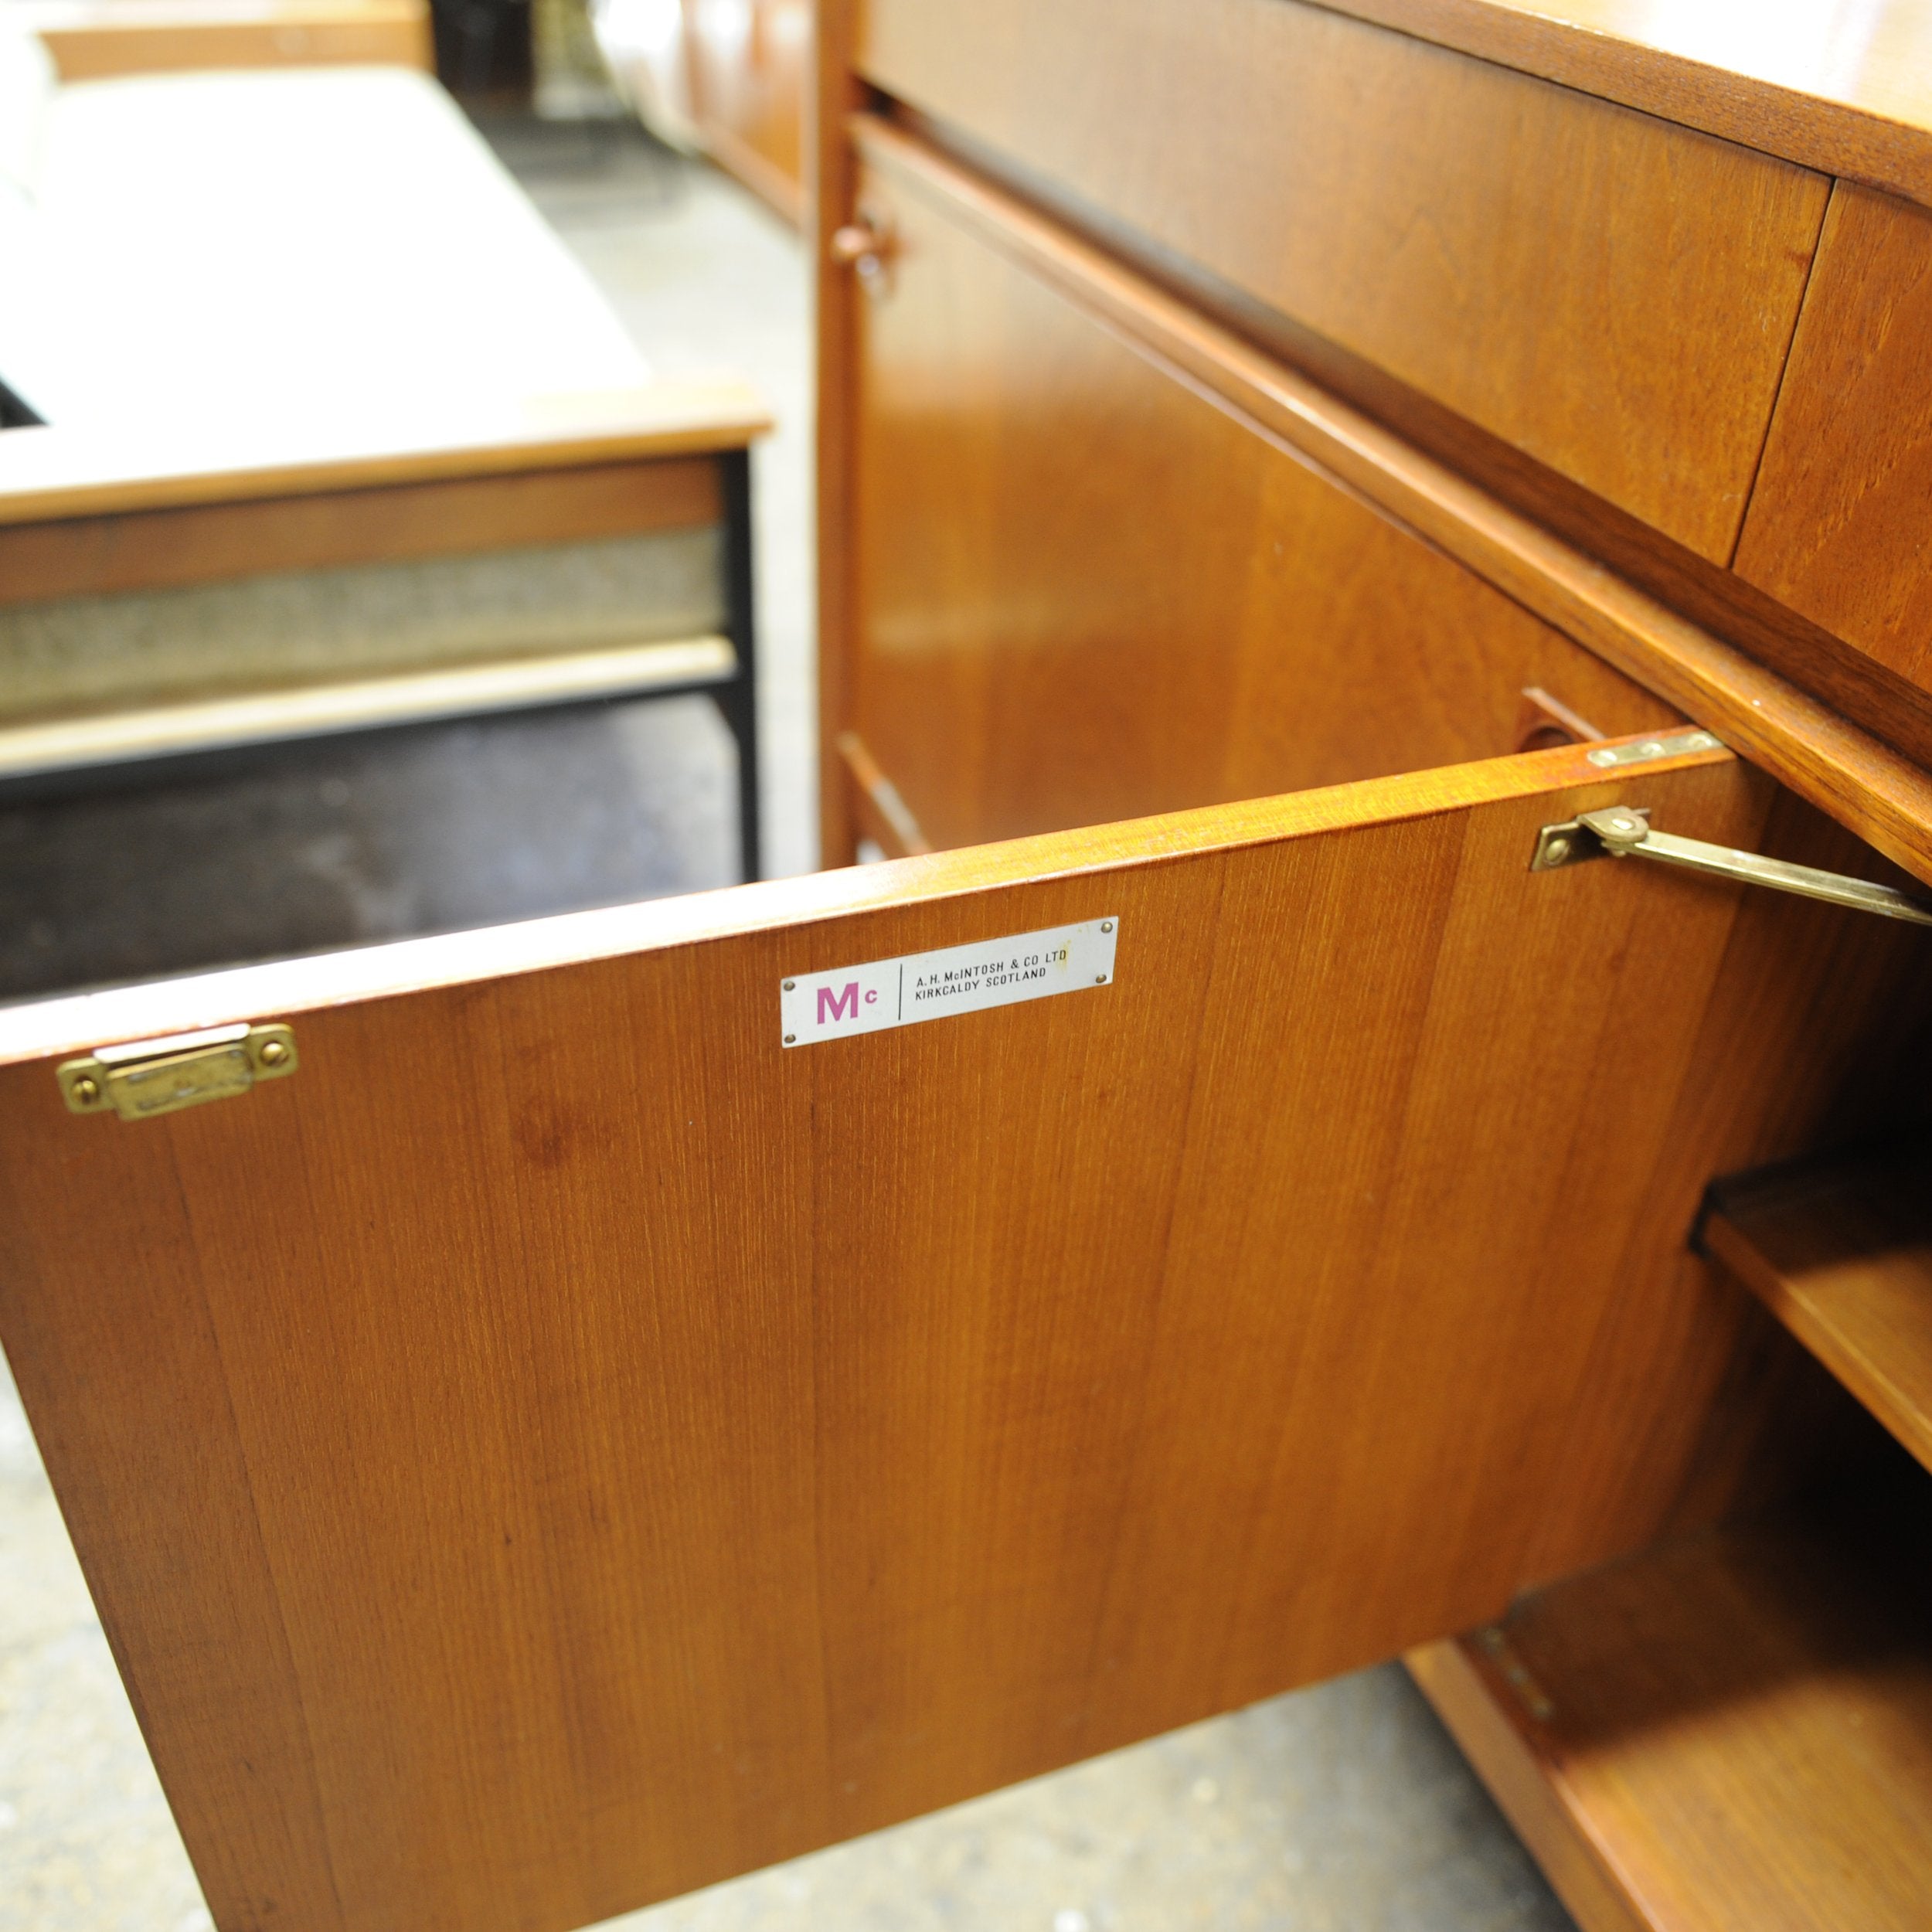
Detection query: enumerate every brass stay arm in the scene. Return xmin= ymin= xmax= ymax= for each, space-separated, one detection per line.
xmin=1532 ymin=807 xmax=1932 ymax=927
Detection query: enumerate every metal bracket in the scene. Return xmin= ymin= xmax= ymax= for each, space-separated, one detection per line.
xmin=59 ymin=1022 xmax=298 ymax=1121
xmin=1582 ymin=729 xmax=1724 ymax=769
xmin=1532 ymin=807 xmax=1932 ymax=927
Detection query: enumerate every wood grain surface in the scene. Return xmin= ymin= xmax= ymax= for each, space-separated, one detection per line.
xmin=1406 ymin=1638 xmax=1654 ymax=1932
xmin=1314 ymin=0 xmax=1932 ymax=213
xmin=682 ymin=0 xmax=808 ymax=223
xmin=1518 ymin=784 xmax=1932 ymax=1585
xmin=0 ymin=382 xmax=769 ymax=527
xmin=1411 ymin=1498 xmax=1932 ymax=1932
xmin=812 ymin=0 xmax=867 ymax=864
xmin=845 ymin=150 xmax=1682 ymax=852
xmin=1706 ymin=1145 xmax=1932 ymax=1478
xmin=26 ymin=0 xmax=433 ymax=79
xmin=11 ymin=737 xmax=1924 ymax=1932
xmin=838 ymin=118 xmax=1932 ymax=891
xmin=1736 ymin=185 xmax=1932 ymax=699
xmin=0 ymin=459 xmax=721 ymax=607
xmin=857 ymin=0 xmax=1828 ymax=561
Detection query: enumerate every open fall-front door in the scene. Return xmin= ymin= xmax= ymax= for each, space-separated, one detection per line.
xmin=1 ymin=734 xmax=1923 ymax=1932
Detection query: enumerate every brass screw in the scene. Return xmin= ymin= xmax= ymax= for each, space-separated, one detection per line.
xmin=784 ymin=1033 xmax=797 ymax=1045
xmin=258 ymin=1039 xmax=289 ymax=1068
xmin=1100 ymin=921 xmax=1114 ymax=933
xmin=783 ymin=980 xmax=796 ymax=991
xmin=1544 ymin=836 xmax=1572 ymax=864
xmin=70 ymin=1075 xmax=100 ymax=1106
xmin=1095 ymin=975 xmax=1107 ymax=985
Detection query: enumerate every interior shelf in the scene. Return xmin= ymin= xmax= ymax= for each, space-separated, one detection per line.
xmin=1409 ymin=1498 xmax=1932 ymax=1932
xmin=1702 ymin=1145 xmax=1932 ymax=1476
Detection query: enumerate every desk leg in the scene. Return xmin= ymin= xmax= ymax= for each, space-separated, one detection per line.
xmin=717 ymin=446 xmax=763 ymax=883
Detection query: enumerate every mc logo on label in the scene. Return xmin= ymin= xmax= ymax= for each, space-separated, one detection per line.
xmin=817 ymin=982 xmax=878 ymax=1025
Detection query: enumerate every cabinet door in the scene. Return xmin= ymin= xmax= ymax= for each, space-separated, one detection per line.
xmin=3 ymin=733 xmax=1920 ymax=1932
xmin=686 ymin=0 xmax=809 ymax=221
xmin=837 ymin=136 xmax=1682 ymax=858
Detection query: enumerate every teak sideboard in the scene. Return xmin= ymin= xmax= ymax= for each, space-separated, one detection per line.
xmin=5 ymin=3 xmax=1932 ymax=1930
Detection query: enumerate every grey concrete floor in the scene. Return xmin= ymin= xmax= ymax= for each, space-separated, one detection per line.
xmin=0 ymin=697 xmax=739 ymax=999
xmin=0 ymin=125 xmax=1575 ymax=1932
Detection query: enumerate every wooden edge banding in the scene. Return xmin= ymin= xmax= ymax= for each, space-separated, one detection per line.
xmin=813 ymin=0 xmax=868 ymax=868
xmin=0 ymin=458 xmax=723 ymax=607
xmin=0 ymin=727 xmax=1729 ymax=1064
xmin=0 ymin=635 xmax=737 ymax=780
xmin=1405 ymin=1640 xmax=1652 ymax=1932
xmin=836 ymin=730 xmax=931 ymax=856
xmin=1306 ymin=1 xmax=1932 ymax=214
xmin=850 ymin=116 xmax=1932 ymax=889
xmin=0 ymin=383 xmax=771 ymax=526
xmin=36 ymin=2 xmax=434 ymax=79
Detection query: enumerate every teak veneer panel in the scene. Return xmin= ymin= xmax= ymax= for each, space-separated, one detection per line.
xmin=830 ymin=117 xmax=1932 ymax=891
xmin=1410 ymin=1506 xmax=1932 ymax=1932
xmin=684 ymin=0 xmax=808 ymax=224
xmin=1736 ymin=185 xmax=1932 ymax=703
xmin=812 ymin=0 xmax=866 ymax=863
xmin=0 ymin=458 xmax=723 ymax=607
xmin=1705 ymin=1148 xmax=1932 ymax=1478
xmin=0 ymin=379 xmax=770 ymax=526
xmin=849 ymin=154 xmax=1682 ymax=852
xmin=9 ymin=740 xmax=1927 ymax=1932
xmin=28 ymin=0 xmax=433 ymax=79
xmin=1322 ymin=0 xmax=1932 ymax=212
xmin=858 ymin=0 xmax=1829 ymax=561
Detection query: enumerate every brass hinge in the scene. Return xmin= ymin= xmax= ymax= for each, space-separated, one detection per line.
xmin=1533 ymin=807 xmax=1932 ymax=927
xmin=1580 ymin=728 xmax=1724 ymax=769
xmin=1474 ymin=1624 xmax=1556 ymax=1724
xmin=58 ymin=1022 xmax=298 ymax=1121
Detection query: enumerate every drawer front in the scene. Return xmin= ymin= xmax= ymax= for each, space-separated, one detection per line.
xmin=859 ymin=0 xmax=1828 ymax=563
xmin=1736 ymin=185 xmax=1932 ymax=715
xmin=849 ymin=149 xmax=1682 ymax=854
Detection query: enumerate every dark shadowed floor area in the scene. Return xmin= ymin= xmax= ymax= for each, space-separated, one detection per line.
xmin=0 ymin=695 xmax=737 ymax=1001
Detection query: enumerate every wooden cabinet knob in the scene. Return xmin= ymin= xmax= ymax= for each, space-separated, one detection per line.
xmin=831 ymin=216 xmax=894 ymax=291
xmin=830 ymin=223 xmax=882 ymax=264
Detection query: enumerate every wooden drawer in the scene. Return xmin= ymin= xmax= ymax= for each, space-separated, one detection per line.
xmin=858 ymin=0 xmax=1829 ymax=563
xmin=845 ymin=140 xmax=1682 ymax=855
xmin=0 ymin=454 xmax=742 ymax=781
